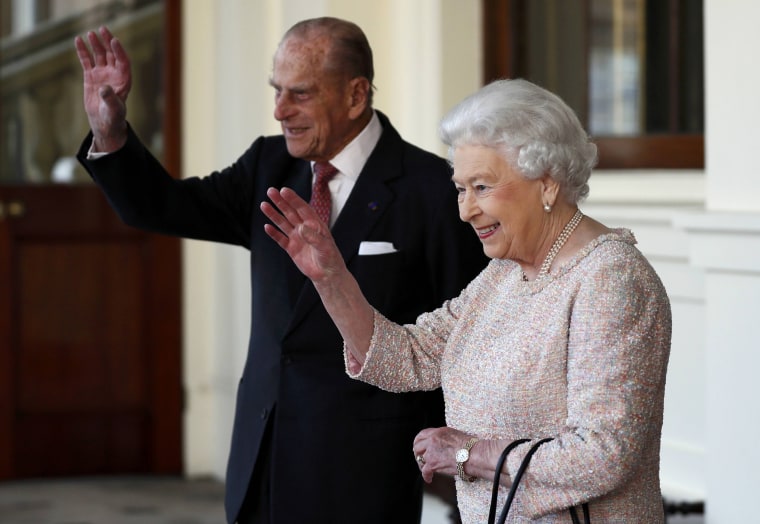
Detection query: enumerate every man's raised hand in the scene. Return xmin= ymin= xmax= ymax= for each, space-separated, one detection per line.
xmin=74 ymin=26 xmax=131 ymax=152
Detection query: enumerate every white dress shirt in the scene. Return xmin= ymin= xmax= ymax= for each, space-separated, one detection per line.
xmin=311 ymin=111 xmax=382 ymax=227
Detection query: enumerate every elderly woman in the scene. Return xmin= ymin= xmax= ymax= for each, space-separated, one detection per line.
xmin=261 ymin=79 xmax=671 ymax=523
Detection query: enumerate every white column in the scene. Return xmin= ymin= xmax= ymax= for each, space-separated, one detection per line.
xmin=673 ymin=1 xmax=760 ymax=521
xmin=704 ymin=0 xmax=760 ymax=213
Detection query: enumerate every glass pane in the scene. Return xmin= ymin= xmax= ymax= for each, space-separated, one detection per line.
xmin=524 ymin=0 xmax=588 ymax=126
xmin=0 ymin=0 xmax=165 ymax=185
xmin=589 ymin=0 xmax=644 ymax=136
xmin=643 ymin=0 xmax=704 ymax=134
xmin=520 ymin=0 xmax=703 ymax=139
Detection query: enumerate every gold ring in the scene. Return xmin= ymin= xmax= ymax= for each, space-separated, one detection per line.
xmin=416 ymin=455 xmax=425 ymax=465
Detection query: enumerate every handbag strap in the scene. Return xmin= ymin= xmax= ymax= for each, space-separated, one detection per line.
xmin=496 ymin=437 xmax=554 ymax=524
xmin=487 ymin=439 xmax=530 ymax=524
xmin=569 ymin=503 xmax=591 ymax=524
xmin=490 ymin=437 xmax=592 ymax=524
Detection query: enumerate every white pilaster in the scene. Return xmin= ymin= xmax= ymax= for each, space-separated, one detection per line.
xmin=673 ymin=213 xmax=760 ymax=523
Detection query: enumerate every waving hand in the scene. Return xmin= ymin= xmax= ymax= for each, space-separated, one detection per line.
xmin=74 ymin=26 xmax=131 ymax=152
xmin=261 ymin=187 xmax=347 ymax=282
xmin=261 ymin=187 xmax=374 ymax=365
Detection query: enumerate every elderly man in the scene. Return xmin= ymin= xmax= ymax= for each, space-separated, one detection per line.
xmin=75 ymin=17 xmax=486 ymax=524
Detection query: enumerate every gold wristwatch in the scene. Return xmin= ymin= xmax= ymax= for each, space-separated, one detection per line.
xmin=455 ymin=437 xmax=479 ymax=482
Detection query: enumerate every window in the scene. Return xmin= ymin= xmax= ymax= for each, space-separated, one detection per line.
xmin=0 ymin=0 xmax=181 ymax=183
xmin=483 ymin=0 xmax=704 ymax=169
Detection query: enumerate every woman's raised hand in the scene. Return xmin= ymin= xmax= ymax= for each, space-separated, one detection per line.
xmin=262 ymin=187 xmax=375 ymax=365
xmin=261 ymin=187 xmax=347 ymax=283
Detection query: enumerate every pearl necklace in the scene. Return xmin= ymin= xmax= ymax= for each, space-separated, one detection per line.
xmin=535 ymin=209 xmax=583 ymax=281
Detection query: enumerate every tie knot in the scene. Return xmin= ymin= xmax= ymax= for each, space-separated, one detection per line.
xmin=313 ymin=162 xmax=338 ymax=184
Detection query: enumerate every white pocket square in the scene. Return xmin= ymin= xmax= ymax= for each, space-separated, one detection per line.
xmin=358 ymin=241 xmax=397 ymax=255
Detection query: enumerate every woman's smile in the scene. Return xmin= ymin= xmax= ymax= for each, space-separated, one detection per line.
xmin=476 ymin=223 xmax=500 ymax=239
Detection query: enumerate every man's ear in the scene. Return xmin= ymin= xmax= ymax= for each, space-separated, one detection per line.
xmin=347 ymin=77 xmax=371 ymax=119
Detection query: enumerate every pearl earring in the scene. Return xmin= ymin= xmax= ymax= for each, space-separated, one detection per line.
xmin=543 ymin=204 xmax=552 ymax=213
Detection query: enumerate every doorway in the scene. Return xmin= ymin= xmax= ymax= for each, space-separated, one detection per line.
xmin=0 ymin=0 xmax=182 ymax=479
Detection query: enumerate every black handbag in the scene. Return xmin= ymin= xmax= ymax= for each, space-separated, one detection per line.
xmin=487 ymin=438 xmax=591 ymax=524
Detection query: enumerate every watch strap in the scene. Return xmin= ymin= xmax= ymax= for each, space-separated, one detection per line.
xmin=456 ymin=437 xmax=479 ymax=482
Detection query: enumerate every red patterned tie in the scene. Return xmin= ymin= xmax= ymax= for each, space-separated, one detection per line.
xmin=310 ymin=162 xmax=338 ymax=225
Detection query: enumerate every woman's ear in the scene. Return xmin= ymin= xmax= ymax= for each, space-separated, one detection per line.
xmin=540 ymin=173 xmax=560 ymax=209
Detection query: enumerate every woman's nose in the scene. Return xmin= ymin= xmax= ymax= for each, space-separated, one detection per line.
xmin=458 ymin=192 xmax=477 ymax=222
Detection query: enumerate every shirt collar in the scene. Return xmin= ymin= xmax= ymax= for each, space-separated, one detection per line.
xmin=311 ymin=111 xmax=382 ymax=181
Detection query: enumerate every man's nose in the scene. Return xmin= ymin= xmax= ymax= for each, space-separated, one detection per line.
xmin=273 ymin=95 xmax=292 ymax=121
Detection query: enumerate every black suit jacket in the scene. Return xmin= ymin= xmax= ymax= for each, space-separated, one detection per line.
xmin=78 ymin=112 xmax=488 ymax=523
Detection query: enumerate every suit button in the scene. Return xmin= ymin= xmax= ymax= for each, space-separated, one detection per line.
xmin=260 ymin=409 xmax=268 ymax=420
xmin=282 ymin=355 xmax=293 ymax=365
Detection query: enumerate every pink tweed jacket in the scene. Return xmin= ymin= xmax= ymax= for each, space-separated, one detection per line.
xmin=347 ymin=230 xmax=672 ymax=523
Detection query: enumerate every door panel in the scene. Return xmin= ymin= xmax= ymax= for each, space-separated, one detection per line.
xmin=0 ymin=185 xmax=181 ymax=479
xmin=18 ymin=242 xmax=145 ymax=413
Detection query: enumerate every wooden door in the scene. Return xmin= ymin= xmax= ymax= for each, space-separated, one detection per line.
xmin=0 ymin=0 xmax=182 ymax=479
xmin=0 ymin=186 xmax=181 ymax=478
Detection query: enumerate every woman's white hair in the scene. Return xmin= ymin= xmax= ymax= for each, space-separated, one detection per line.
xmin=439 ymin=78 xmax=597 ymax=204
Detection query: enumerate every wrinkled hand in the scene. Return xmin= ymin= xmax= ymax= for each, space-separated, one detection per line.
xmin=74 ymin=26 xmax=130 ymax=151
xmin=412 ymin=427 xmax=474 ymax=483
xmin=261 ymin=187 xmax=347 ymax=283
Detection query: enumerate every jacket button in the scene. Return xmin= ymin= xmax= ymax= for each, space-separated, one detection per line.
xmin=260 ymin=409 xmax=268 ymax=420
xmin=282 ymin=355 xmax=293 ymax=365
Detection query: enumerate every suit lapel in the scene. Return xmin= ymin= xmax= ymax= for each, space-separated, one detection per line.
xmin=286 ymin=113 xmax=404 ymax=334
xmin=281 ymin=162 xmax=313 ymax=305
xmin=330 ymin=170 xmax=394 ymax=262
xmin=280 ymin=160 xmax=312 ymax=200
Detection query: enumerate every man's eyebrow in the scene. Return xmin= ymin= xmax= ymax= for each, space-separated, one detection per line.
xmin=267 ymin=80 xmax=315 ymax=94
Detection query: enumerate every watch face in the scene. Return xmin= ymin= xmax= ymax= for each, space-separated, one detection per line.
xmin=456 ymin=449 xmax=469 ymax=463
